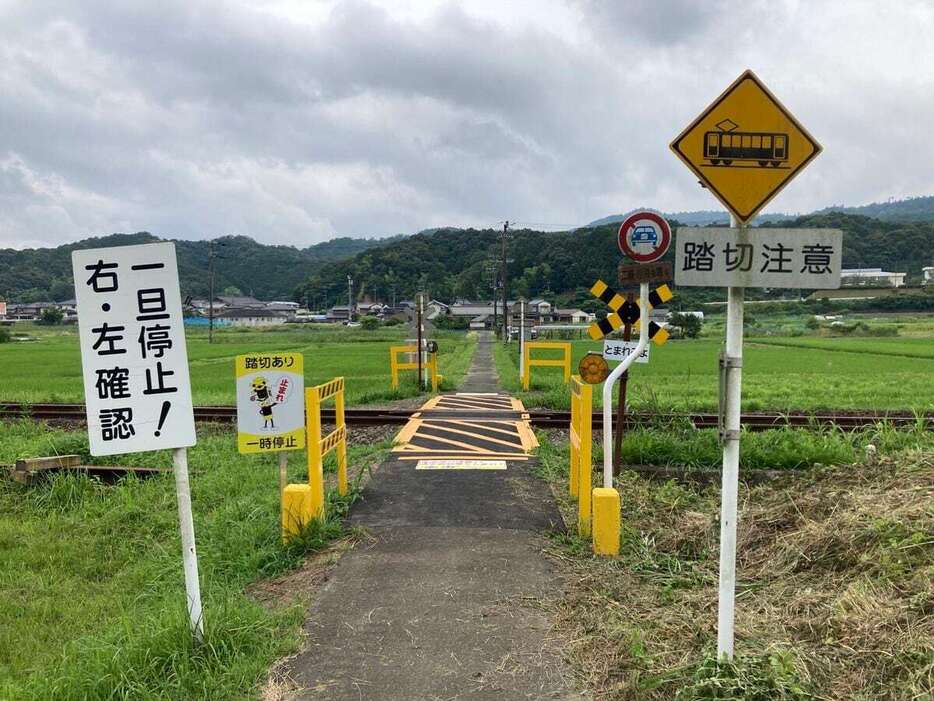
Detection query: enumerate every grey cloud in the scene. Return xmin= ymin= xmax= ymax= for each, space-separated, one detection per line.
xmin=0 ymin=0 xmax=932 ymax=249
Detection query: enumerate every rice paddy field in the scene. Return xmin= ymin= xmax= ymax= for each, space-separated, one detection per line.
xmin=0 ymin=324 xmax=476 ymax=406
xmin=495 ymin=330 xmax=934 ymax=412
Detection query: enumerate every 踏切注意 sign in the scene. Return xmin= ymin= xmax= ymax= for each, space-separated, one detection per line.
xmin=236 ymin=353 xmax=305 ymax=454
xmin=72 ymin=242 xmax=196 ymax=456
xmin=670 ymin=70 xmax=821 ymax=224
xmin=674 ymin=228 xmax=842 ymax=289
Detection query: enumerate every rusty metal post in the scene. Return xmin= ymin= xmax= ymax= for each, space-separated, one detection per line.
xmin=613 ymin=293 xmax=635 ymax=475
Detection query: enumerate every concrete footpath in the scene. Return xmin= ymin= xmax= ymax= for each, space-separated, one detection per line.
xmin=283 ymin=333 xmax=581 ymax=699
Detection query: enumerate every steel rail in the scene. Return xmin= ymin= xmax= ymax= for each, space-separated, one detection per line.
xmin=1 ymin=402 xmax=929 ymax=431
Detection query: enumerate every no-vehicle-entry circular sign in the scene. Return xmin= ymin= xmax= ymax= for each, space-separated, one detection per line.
xmin=618 ymin=211 xmax=671 ymax=264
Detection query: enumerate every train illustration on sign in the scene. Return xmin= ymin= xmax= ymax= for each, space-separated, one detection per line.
xmin=703 ymin=120 xmax=789 ymax=167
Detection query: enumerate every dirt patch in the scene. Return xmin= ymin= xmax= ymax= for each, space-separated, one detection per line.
xmin=248 ymin=536 xmax=359 ymax=610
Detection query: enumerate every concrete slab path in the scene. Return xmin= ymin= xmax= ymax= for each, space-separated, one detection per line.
xmin=283 ymin=332 xmax=580 ymax=700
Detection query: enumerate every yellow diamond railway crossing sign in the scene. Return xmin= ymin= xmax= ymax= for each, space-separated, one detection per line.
xmin=670 ymin=70 xmax=821 ymax=224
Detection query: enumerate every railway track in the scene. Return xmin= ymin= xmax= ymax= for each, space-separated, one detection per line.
xmin=1 ymin=402 xmax=929 ymax=431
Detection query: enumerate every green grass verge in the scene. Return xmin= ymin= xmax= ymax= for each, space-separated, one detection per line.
xmin=0 ymin=420 xmax=389 ymax=699
xmin=0 ymin=325 xmax=477 ymax=406
xmin=494 ymin=335 xmax=934 ymax=412
xmin=535 ymin=431 xmax=934 ymax=700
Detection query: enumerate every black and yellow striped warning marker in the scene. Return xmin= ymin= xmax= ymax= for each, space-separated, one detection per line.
xmin=588 ymin=280 xmax=673 ymax=344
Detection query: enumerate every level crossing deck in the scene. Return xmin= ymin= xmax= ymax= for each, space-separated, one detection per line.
xmin=392 ymin=393 xmax=538 ymax=462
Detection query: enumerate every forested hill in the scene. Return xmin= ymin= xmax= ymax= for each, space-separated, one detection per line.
xmin=0 ymin=233 xmax=398 ymax=302
xmin=295 ymin=213 xmax=934 ymax=308
xmin=2 ymin=213 xmax=931 ymax=305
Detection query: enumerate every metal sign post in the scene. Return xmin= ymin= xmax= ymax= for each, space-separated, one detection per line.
xmin=172 ymin=447 xmax=204 ymax=643
xmin=518 ymin=298 xmax=526 ymax=380
xmin=717 ymin=216 xmax=744 ymax=659
xmin=602 ymin=282 xmax=649 ymax=487
xmin=416 ymin=294 xmax=424 ymax=391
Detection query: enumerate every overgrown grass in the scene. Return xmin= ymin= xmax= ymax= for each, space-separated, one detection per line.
xmin=536 ymin=431 xmax=934 ymax=699
xmin=0 ymin=325 xmax=477 ymax=405
xmin=0 ymin=420 xmax=390 ymax=699
xmin=494 ymin=334 xmax=934 ymax=412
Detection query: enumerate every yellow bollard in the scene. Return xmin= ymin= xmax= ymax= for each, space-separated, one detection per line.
xmin=282 ymin=484 xmax=314 ymax=541
xmin=592 ymin=487 xmax=621 ymax=555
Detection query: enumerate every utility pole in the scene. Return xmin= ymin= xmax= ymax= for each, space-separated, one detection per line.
xmin=501 ymin=221 xmax=509 ymax=341
xmin=208 ymin=241 xmax=217 ymax=344
xmin=347 ymin=275 xmax=354 ymax=322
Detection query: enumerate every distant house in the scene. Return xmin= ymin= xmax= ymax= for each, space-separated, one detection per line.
xmin=216 ymin=307 xmax=287 ymax=327
xmin=327 ymin=305 xmax=353 ymax=322
xmin=553 ymin=308 xmax=593 ymax=324
xmin=214 ymin=295 xmax=265 ymax=309
xmin=840 ymin=268 xmax=907 ymax=288
xmin=923 ymin=266 xmax=934 ymax=286
xmin=451 ymin=302 xmax=495 ymax=319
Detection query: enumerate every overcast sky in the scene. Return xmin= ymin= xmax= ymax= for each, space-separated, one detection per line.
xmin=2 ymin=0 xmax=932 ymax=249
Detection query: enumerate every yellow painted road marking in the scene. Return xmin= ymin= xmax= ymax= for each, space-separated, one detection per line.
xmin=396 ymin=432 xmax=501 ymax=453
xmin=438 ymin=419 xmax=528 ymax=439
xmin=414 ymin=422 xmax=524 ymax=450
xmin=393 ymin=418 xmax=422 ymax=445
xmin=399 ymin=454 xmax=529 ymax=461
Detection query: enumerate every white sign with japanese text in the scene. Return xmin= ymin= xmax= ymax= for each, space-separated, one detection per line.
xmin=603 ymin=339 xmax=650 ymax=364
xmin=72 ymin=242 xmax=196 ymax=456
xmin=674 ymin=228 xmax=842 ymax=289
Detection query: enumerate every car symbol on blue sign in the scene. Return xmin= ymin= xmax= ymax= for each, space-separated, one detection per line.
xmin=631 ymin=225 xmax=658 ymax=245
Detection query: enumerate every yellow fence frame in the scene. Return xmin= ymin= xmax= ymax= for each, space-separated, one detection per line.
xmin=306 ymin=377 xmax=348 ymax=520
xmin=569 ymin=376 xmax=593 ymax=536
xmin=522 ymin=341 xmax=571 ymax=390
xmin=390 ymin=345 xmax=441 ymax=392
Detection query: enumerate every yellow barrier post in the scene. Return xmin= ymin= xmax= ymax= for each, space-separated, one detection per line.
xmin=282 ymin=484 xmax=314 ymax=540
xmin=306 ymin=377 xmax=349 ymax=522
xmin=390 ymin=344 xmax=440 ymax=392
xmin=522 ymin=341 xmax=571 ymax=390
xmin=569 ymin=376 xmax=593 ymax=536
xmin=592 ymin=487 xmax=621 ymax=555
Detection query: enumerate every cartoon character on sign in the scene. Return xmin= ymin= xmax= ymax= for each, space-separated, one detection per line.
xmin=250 ymin=376 xmax=278 ymax=429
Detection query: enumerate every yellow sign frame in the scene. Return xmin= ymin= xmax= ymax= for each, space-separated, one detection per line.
xmin=522 ymin=341 xmax=571 ymax=391
xmin=390 ymin=344 xmax=441 ymax=392
xmin=670 ymin=69 xmax=822 ymax=224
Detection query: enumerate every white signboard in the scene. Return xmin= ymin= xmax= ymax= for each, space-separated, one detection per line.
xmin=236 ymin=352 xmax=305 ymax=454
xmin=675 ymin=228 xmax=842 ymax=289
xmin=72 ymin=242 xmax=196 ymax=456
xmin=603 ymin=339 xmax=650 ymax=364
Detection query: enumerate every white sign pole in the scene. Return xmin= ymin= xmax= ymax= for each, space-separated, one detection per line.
xmin=717 ymin=216 xmax=746 ymax=660
xmin=601 ymin=281 xmax=649 ymax=488
xmin=519 ymin=299 xmax=525 ymax=380
xmin=172 ymin=447 xmax=204 ymax=643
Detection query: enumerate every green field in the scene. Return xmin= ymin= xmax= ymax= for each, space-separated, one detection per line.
xmin=0 ymin=420 xmax=388 ymax=698
xmin=0 ymin=325 xmax=476 ymax=406
xmin=496 ymin=334 xmax=934 ymax=412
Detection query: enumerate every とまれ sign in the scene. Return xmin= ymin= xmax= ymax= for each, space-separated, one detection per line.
xmin=618 ymin=211 xmax=671 ymax=263
xmin=236 ymin=353 xmax=305 ymax=454
xmin=670 ymin=70 xmax=822 ymax=224
xmin=72 ymin=242 xmax=196 ymax=457
xmin=675 ymin=228 xmax=843 ymax=289
xmin=603 ymin=340 xmax=650 ymax=364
